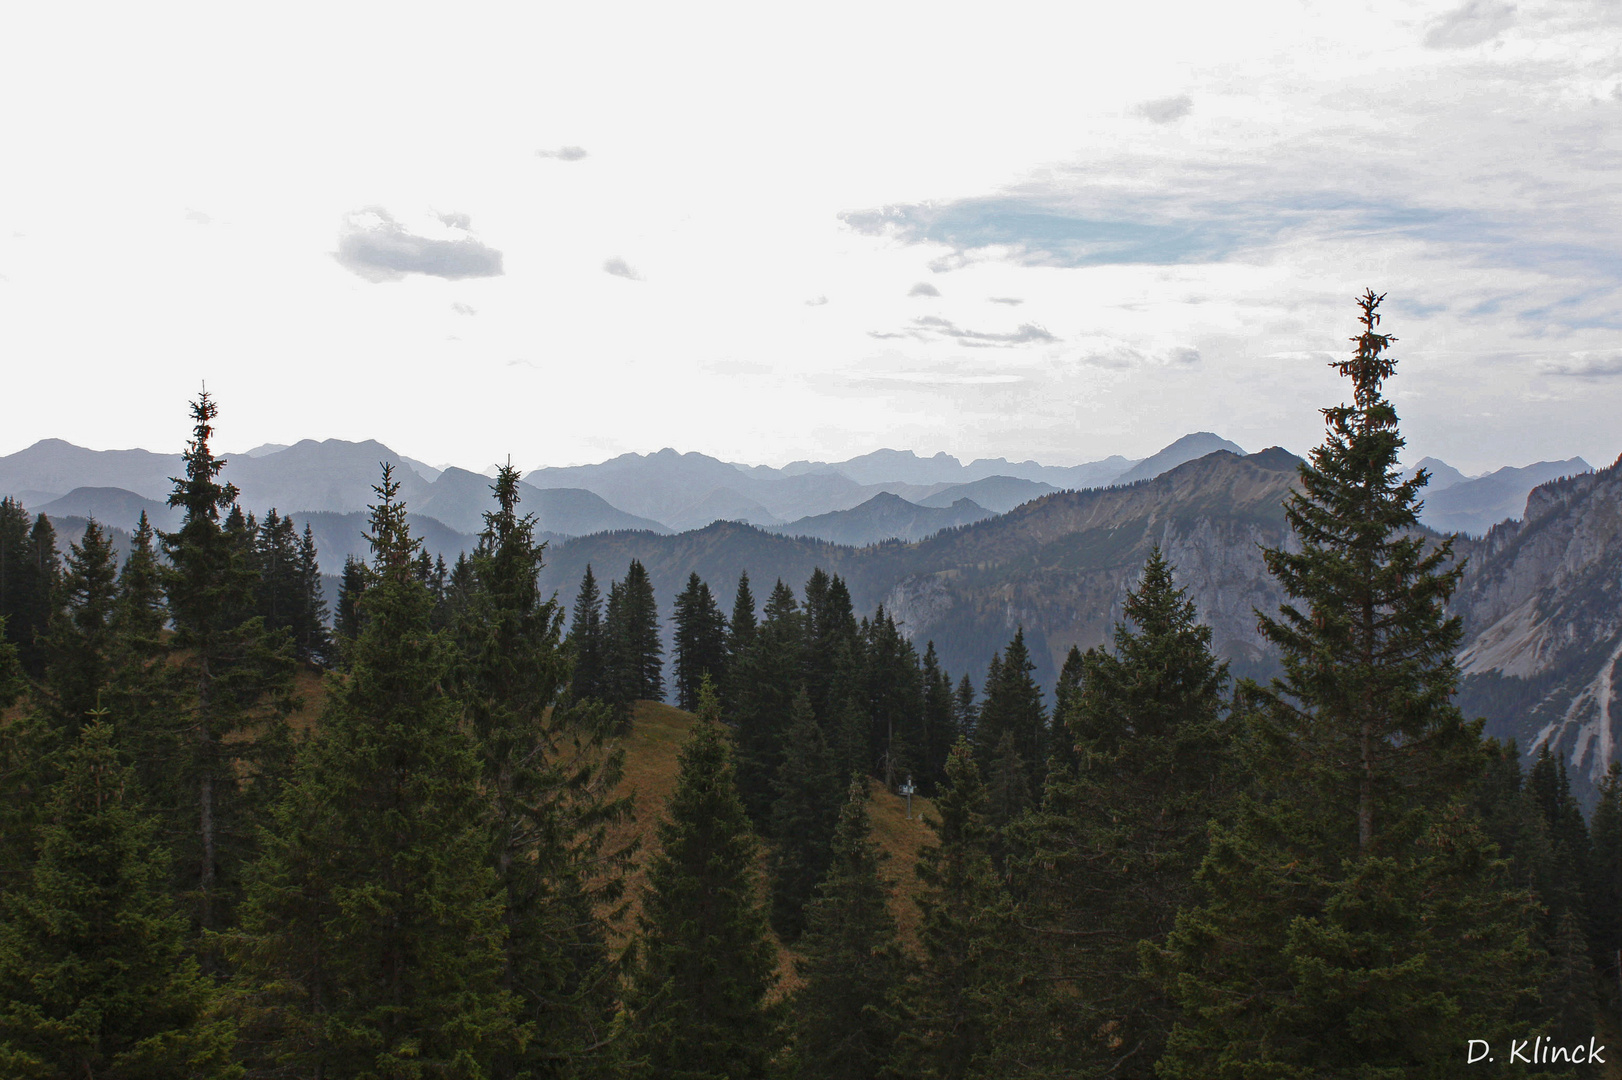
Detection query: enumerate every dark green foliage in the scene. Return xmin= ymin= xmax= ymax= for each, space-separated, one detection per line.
xmin=233 ymin=466 xmax=519 ymax=1077
xmin=672 ymin=572 xmax=728 ymax=711
xmin=1156 ymin=292 xmax=1542 ymax=1078
xmin=802 ymin=569 xmax=860 ymax=728
xmin=768 ymin=689 xmax=844 ymax=941
xmin=332 ymin=553 xmax=367 ymax=652
xmin=0 ymin=502 xmax=61 ymax=678
xmin=112 ymin=512 xmax=167 ymax=656
xmin=1588 ymin=763 xmax=1622 ymax=1001
xmin=105 ymin=512 xmax=185 ymax=818
xmin=604 ymin=559 xmax=663 ymax=709
xmin=951 ymin=675 xmax=976 ymax=747
xmin=627 ymin=679 xmax=782 ymax=1080
xmin=918 ymin=643 xmax=957 ymax=794
xmin=897 ymin=742 xmax=1019 ymax=1080
xmin=861 ymin=607 xmax=922 ymax=790
xmin=0 ymin=720 xmax=240 ymax=1079
xmin=981 ymin=732 xmax=1029 ymax=858
xmin=38 ymin=519 xmax=122 ymax=738
xmin=569 ymin=563 xmax=607 ymax=701
xmin=721 ymin=571 xmax=757 ymax=716
xmin=0 ymin=616 xmax=21 ymax=711
xmin=159 ymin=392 xmax=296 ymax=937
xmin=255 ymin=513 xmax=331 ymax=665
xmin=0 ymin=618 xmax=46 ymax=896
xmin=732 ymin=579 xmax=805 ymax=826
xmin=792 ymin=776 xmax=905 ymax=1080
xmin=1048 ymin=644 xmax=1084 ymax=771
xmin=1527 ymin=745 xmax=1592 ymax=926
xmin=1007 ymin=549 xmax=1232 ymax=1077
xmin=972 ymin=629 xmax=1045 ymax=792
xmin=454 ymin=463 xmax=632 ymax=1077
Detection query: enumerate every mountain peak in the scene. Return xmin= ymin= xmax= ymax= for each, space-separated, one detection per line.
xmin=1112 ymin=433 xmax=1247 ymax=485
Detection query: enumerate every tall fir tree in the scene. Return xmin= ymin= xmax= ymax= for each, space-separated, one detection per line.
xmin=722 ymin=571 xmax=758 ymax=717
xmin=105 ymin=511 xmax=185 ymax=812
xmin=292 ymin=523 xmax=332 ymax=665
xmin=1006 ymin=549 xmax=1232 ymax=1078
xmin=897 ymin=741 xmax=1020 ymax=1080
xmin=454 ymin=463 xmax=631 ymax=1077
xmin=159 ymin=391 xmax=296 ymax=939
xmin=672 ymin=572 xmax=728 ymax=711
xmin=732 ymin=579 xmax=805 ymax=827
xmin=861 ymin=606 xmax=922 ymax=791
xmin=767 ymin=689 xmax=844 ymax=941
xmin=232 ymin=465 xmax=519 ymax=1077
xmin=792 ymin=775 xmax=906 ymax=1080
xmin=1587 ymin=763 xmax=1622 ymax=1010
xmin=332 ymin=553 xmax=368 ymax=654
xmin=972 ymin=628 xmax=1045 ymax=791
xmin=603 ymin=559 xmax=663 ymax=709
xmin=626 ymin=678 xmax=782 ymax=1080
xmin=1048 ymin=644 xmax=1086 ymax=771
xmin=1155 ymin=292 xmax=1541 ymax=1078
xmin=0 ymin=504 xmax=61 ymax=678
xmin=568 ymin=564 xmax=607 ymax=701
xmin=0 ymin=617 xmax=43 ymax=896
xmin=802 ymin=569 xmax=860 ymax=728
xmin=37 ymin=519 xmax=122 ymax=739
xmin=0 ymin=719 xmax=240 ymax=1079
xmin=918 ymin=642 xmax=958 ymax=795
xmin=951 ymin=675 xmax=977 ymax=749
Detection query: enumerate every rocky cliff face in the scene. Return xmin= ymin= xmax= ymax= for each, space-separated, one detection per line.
xmin=1452 ymin=459 xmax=1622 ymax=809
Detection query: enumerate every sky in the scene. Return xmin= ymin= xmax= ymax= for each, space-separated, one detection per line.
xmin=2 ymin=0 xmax=1620 ymax=475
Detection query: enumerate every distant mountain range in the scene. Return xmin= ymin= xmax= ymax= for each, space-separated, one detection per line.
xmin=4 ymin=433 xmax=1617 ymax=804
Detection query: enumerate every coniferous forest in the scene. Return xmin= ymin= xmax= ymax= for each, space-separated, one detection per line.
xmin=2 ymin=294 xmax=1621 ymax=1078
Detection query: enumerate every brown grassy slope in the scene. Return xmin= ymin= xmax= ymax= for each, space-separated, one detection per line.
xmin=610 ymin=701 xmax=937 ymax=961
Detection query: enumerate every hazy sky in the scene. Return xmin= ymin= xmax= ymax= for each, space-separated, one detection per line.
xmin=3 ymin=1 xmax=1620 ymax=474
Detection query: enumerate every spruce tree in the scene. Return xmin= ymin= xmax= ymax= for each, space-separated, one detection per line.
xmin=1007 ymin=549 xmax=1232 ymax=1078
xmin=0 ymin=507 xmax=61 ymax=678
xmin=254 ymin=509 xmax=301 ymax=642
xmin=604 ymin=559 xmax=663 ymax=709
xmin=1155 ymin=292 xmax=1541 ymax=1078
xmin=722 ymin=571 xmax=758 ymax=717
xmin=1049 ymin=644 xmax=1085 ymax=771
xmin=951 ymin=675 xmax=977 ymax=748
xmin=454 ymin=463 xmax=631 ymax=1076
xmin=768 ymin=689 xmax=844 ymax=940
xmin=897 ymin=741 xmax=1019 ymax=1080
xmin=672 ymin=572 xmax=728 ymax=711
xmin=0 ymin=619 xmax=41 ymax=894
xmin=919 ymin=643 xmax=958 ymax=795
xmin=568 ymin=564 xmax=607 ymax=701
xmin=106 ymin=512 xmax=184 ymax=813
xmin=293 ymin=523 xmax=332 ymax=665
xmin=792 ymin=775 xmax=906 ymax=1080
xmin=160 ymin=391 xmax=296 ymax=938
xmin=233 ymin=465 xmax=519 ymax=1076
xmin=732 ymin=579 xmax=805 ymax=826
xmin=861 ymin=607 xmax=922 ymax=791
xmin=802 ymin=569 xmax=860 ymax=728
xmin=38 ymin=519 xmax=122 ymax=739
xmin=627 ymin=678 xmax=782 ymax=1079
xmin=0 ymin=720 xmax=240 ymax=1078
xmin=332 ymin=553 xmax=368 ymax=652
xmin=1587 ymin=763 xmax=1621 ymax=1010
xmin=972 ymin=628 xmax=1044 ymax=787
